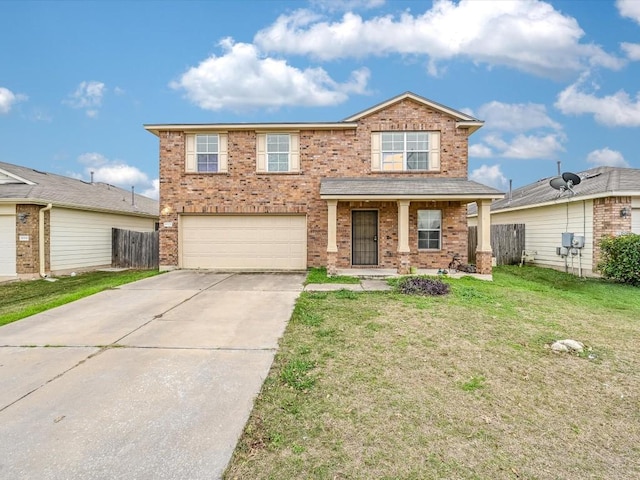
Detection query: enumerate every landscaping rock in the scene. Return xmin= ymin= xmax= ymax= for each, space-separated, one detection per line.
xmin=551 ymin=339 xmax=584 ymax=353
xmin=551 ymin=342 xmax=569 ymax=353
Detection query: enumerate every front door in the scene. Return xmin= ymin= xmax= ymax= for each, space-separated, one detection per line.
xmin=352 ymin=210 xmax=378 ymax=266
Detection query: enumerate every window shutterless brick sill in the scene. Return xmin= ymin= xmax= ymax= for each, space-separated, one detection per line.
xmin=184 ymin=172 xmax=230 ymax=175
xmin=369 ymin=170 xmax=441 ymax=174
xmin=256 ymin=171 xmax=304 ymax=176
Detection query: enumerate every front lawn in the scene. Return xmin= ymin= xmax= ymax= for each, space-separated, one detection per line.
xmin=0 ymin=270 xmax=160 ymax=326
xmin=225 ymin=266 xmax=640 ymax=479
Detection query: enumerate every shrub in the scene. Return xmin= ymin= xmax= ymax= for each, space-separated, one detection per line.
xmin=598 ymin=234 xmax=640 ymax=286
xmin=397 ymin=276 xmax=450 ymax=296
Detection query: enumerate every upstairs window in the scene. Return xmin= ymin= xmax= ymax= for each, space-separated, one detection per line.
xmin=267 ymin=134 xmax=290 ymax=172
xmin=185 ymin=133 xmax=228 ymax=173
xmin=371 ymin=131 xmax=440 ymax=172
xmin=256 ymin=132 xmax=300 ymax=173
xmin=418 ymin=210 xmax=441 ymax=250
xmin=196 ymin=134 xmax=219 ymax=172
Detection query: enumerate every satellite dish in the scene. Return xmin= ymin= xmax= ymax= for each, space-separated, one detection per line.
xmin=549 ymin=176 xmax=567 ymax=191
xmin=562 ymin=172 xmax=581 ymax=186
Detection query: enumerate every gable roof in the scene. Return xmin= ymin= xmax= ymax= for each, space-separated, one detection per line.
xmin=342 ymin=92 xmax=484 ymax=133
xmin=0 ymin=161 xmax=158 ymax=217
xmin=144 ymin=91 xmax=483 ymax=136
xmin=468 ymin=166 xmax=640 ymax=216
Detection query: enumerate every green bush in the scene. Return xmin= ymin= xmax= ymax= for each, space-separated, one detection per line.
xmin=598 ymin=234 xmax=640 ymax=286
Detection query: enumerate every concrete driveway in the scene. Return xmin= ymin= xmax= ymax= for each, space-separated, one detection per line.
xmin=0 ymin=271 xmax=304 ymax=480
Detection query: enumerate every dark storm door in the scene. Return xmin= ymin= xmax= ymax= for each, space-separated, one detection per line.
xmin=352 ymin=211 xmax=378 ymax=266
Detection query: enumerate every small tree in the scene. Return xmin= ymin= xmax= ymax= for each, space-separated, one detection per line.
xmin=598 ymin=233 xmax=640 ymax=286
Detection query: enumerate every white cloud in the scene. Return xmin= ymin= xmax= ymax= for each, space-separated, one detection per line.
xmin=76 ymin=152 xmax=158 ymax=199
xmin=586 ymin=147 xmax=629 ymax=167
xmin=0 ymin=87 xmax=27 ymax=114
xmin=141 ymin=179 xmax=160 ymax=200
xmin=621 ymin=42 xmax=640 ymax=61
xmin=476 ymin=101 xmax=562 ymax=133
xmin=469 ymin=143 xmax=493 ymax=158
xmin=64 ymin=81 xmax=106 ymax=117
xmin=171 ymin=39 xmax=369 ymax=111
xmin=484 ymin=133 xmax=565 ymax=159
xmin=617 ymin=0 xmax=640 ymax=24
xmin=311 ymin=0 xmax=385 ymax=12
xmin=470 ymin=164 xmax=507 ymax=189
xmin=254 ymin=1 xmax=624 ymax=78
xmin=555 ymin=75 xmax=640 ymax=126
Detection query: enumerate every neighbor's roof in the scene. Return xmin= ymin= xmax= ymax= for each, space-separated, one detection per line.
xmin=320 ymin=177 xmax=503 ymax=201
xmin=144 ymin=91 xmax=484 ymax=136
xmin=0 ymin=161 xmax=158 ymax=217
xmin=468 ymin=166 xmax=640 ymax=216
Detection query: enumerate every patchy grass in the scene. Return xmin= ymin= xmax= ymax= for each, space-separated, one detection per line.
xmin=225 ymin=266 xmax=640 ymax=479
xmin=0 ymin=270 xmax=160 ymax=326
xmin=305 ymin=267 xmax=360 ymax=285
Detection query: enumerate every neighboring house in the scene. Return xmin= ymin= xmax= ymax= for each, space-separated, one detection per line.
xmin=145 ymin=92 xmax=503 ymax=275
xmin=0 ymin=161 xmax=159 ymax=280
xmin=468 ymin=166 xmax=640 ymax=276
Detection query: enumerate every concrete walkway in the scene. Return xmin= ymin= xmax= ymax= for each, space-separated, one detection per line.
xmin=0 ymin=271 xmax=304 ymax=480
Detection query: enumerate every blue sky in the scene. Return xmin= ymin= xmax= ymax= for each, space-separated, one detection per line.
xmin=2 ymin=0 xmax=640 ymax=199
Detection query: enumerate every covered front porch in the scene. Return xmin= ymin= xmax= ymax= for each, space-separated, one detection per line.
xmin=320 ymin=178 xmax=503 ymax=276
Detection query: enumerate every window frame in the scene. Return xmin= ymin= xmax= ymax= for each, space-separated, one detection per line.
xmin=185 ymin=132 xmax=228 ymax=174
xmin=256 ymin=132 xmax=300 ymax=173
xmin=266 ymin=133 xmax=290 ymax=172
xmin=195 ymin=134 xmax=219 ymax=173
xmin=381 ymin=132 xmax=430 ymax=171
xmin=371 ymin=131 xmax=440 ymax=173
xmin=417 ymin=209 xmax=442 ymax=250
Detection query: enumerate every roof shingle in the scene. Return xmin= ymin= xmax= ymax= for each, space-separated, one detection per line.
xmin=0 ymin=161 xmax=158 ymax=217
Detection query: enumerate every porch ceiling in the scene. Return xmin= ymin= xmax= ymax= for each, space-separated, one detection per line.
xmin=320 ymin=177 xmax=504 ymax=202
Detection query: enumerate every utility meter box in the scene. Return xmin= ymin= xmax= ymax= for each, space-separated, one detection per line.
xmin=562 ymin=232 xmax=574 ymax=248
xmin=572 ymin=235 xmax=585 ymax=248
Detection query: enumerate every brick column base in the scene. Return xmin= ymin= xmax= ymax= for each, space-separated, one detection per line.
xmin=327 ymin=252 xmax=338 ymax=276
xmin=397 ymin=252 xmax=411 ymax=275
xmin=475 ymin=251 xmax=493 ymax=275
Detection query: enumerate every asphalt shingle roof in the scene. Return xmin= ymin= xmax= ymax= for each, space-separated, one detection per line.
xmin=0 ymin=161 xmax=158 ymax=217
xmin=320 ymin=177 xmax=504 ymax=198
xmin=467 ymin=166 xmax=640 ymax=215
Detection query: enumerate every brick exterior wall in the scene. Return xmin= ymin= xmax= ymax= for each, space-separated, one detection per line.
xmin=16 ymin=204 xmax=50 ymax=275
xmin=592 ymin=196 xmax=632 ymax=271
xmin=157 ymin=98 xmax=474 ymax=270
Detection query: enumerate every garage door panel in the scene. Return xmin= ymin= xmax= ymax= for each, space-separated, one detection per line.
xmin=181 ymin=215 xmax=307 ymax=270
xmin=0 ymin=216 xmax=17 ymax=276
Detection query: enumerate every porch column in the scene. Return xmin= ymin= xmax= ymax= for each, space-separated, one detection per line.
xmin=397 ymin=200 xmax=411 ymax=275
xmin=326 ymin=200 xmax=338 ymax=275
xmin=475 ymin=199 xmax=493 ymax=274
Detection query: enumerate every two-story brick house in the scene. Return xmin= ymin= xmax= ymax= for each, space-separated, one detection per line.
xmin=145 ymin=92 xmax=503 ymax=275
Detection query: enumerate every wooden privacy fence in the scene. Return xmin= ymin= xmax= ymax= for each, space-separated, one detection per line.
xmin=112 ymin=228 xmax=159 ymax=269
xmin=468 ymin=224 xmax=525 ymax=266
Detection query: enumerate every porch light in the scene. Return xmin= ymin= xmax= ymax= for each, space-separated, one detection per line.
xmin=620 ymin=207 xmax=630 ymax=218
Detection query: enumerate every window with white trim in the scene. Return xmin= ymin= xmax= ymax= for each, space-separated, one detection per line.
xmin=371 ymin=131 xmax=440 ymax=172
xmin=418 ymin=210 xmax=441 ymax=249
xmin=267 ymin=134 xmax=290 ymax=172
xmin=256 ymin=132 xmax=300 ymax=173
xmin=185 ymin=133 xmax=228 ymax=173
xmin=196 ymin=134 xmax=219 ymax=172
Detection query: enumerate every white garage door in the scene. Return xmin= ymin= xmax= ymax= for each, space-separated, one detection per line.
xmin=0 ymin=215 xmax=16 ymax=277
xmin=633 ymin=208 xmax=640 ymax=234
xmin=180 ymin=215 xmax=307 ymax=270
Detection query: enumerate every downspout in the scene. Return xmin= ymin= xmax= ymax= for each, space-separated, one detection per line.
xmin=39 ymin=203 xmax=52 ymax=277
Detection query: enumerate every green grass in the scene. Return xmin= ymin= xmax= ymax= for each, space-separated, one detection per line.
xmin=225 ymin=266 xmax=640 ymax=479
xmin=305 ymin=267 xmax=360 ymax=285
xmin=0 ymin=269 xmax=160 ymax=326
